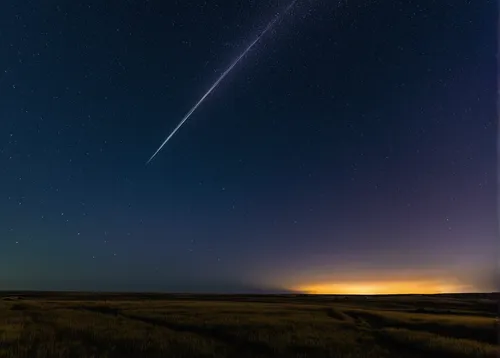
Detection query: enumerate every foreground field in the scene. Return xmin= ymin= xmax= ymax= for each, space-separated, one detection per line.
xmin=0 ymin=292 xmax=497 ymax=358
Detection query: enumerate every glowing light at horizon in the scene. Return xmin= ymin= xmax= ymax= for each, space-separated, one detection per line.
xmin=295 ymin=279 xmax=474 ymax=295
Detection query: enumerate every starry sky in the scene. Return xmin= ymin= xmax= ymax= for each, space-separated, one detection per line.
xmin=0 ymin=0 xmax=497 ymax=294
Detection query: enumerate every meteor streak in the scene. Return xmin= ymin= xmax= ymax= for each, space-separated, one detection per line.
xmin=146 ymin=0 xmax=298 ymax=164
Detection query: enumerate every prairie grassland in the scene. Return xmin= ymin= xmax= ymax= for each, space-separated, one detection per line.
xmin=0 ymin=293 xmax=497 ymax=358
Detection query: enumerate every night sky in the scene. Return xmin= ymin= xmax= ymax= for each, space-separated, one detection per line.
xmin=1 ymin=0 xmax=497 ymax=294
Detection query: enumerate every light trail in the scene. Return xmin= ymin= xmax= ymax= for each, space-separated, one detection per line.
xmin=146 ymin=0 xmax=298 ymax=164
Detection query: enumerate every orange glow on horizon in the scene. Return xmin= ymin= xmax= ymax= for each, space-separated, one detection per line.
xmin=295 ymin=279 xmax=472 ymax=295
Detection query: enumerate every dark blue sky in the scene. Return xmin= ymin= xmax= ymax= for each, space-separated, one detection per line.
xmin=0 ymin=0 xmax=497 ymax=293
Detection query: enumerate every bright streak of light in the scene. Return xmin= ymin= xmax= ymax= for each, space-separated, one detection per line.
xmin=147 ymin=0 xmax=298 ymax=164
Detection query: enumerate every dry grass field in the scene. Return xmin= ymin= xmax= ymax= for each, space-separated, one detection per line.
xmin=0 ymin=292 xmax=497 ymax=358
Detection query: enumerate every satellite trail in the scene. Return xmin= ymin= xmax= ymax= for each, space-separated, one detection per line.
xmin=146 ymin=0 xmax=298 ymax=164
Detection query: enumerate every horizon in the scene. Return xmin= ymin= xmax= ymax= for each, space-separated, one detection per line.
xmin=1 ymin=289 xmax=497 ymax=296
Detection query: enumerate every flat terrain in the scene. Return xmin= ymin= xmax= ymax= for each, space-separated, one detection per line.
xmin=0 ymin=292 xmax=497 ymax=358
